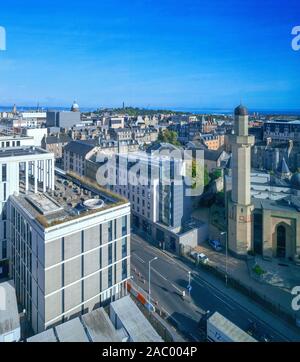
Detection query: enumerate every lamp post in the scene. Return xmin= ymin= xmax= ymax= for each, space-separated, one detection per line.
xmin=221 ymin=231 xmax=228 ymax=287
xmin=148 ymin=257 xmax=158 ymax=311
xmin=188 ymin=271 xmax=191 ymax=299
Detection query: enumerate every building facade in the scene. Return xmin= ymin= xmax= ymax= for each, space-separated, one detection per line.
xmin=0 ymin=147 xmax=55 ymax=277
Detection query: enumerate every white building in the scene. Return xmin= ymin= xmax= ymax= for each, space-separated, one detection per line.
xmin=0 ymin=147 xmax=55 ymax=277
xmin=21 ymin=128 xmax=48 ymax=147
xmin=9 ymin=172 xmax=131 ymax=333
xmin=0 ymin=133 xmax=34 ymax=148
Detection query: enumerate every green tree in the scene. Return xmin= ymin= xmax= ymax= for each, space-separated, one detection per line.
xmin=157 ymin=129 xmax=181 ymax=146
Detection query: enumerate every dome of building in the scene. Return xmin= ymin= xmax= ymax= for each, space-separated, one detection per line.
xmin=71 ymin=101 xmax=80 ymax=112
xmin=291 ymin=173 xmax=300 ymax=190
xmin=234 ymin=104 xmax=248 ymax=116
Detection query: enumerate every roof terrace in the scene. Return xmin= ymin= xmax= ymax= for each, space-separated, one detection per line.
xmin=13 ymin=171 xmax=128 ymax=228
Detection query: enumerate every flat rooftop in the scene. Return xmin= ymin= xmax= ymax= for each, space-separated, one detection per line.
xmin=13 ymin=172 xmax=128 ymax=228
xmin=81 ymin=308 xmax=122 ymax=342
xmin=27 ymin=328 xmax=58 ymax=342
xmin=110 ymin=295 xmax=163 ymax=342
xmin=26 ymin=307 xmax=123 ymax=342
xmin=55 ymin=318 xmax=89 ymax=342
xmin=0 ymin=280 xmax=20 ymax=337
xmin=0 ymin=146 xmax=49 ymax=158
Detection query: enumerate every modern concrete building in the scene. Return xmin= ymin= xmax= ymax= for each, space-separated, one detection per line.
xmin=0 ymin=133 xmax=34 ymax=149
xmin=46 ymin=111 xmax=81 ymax=129
xmin=8 ymin=171 xmax=131 ymax=333
xmin=0 ymin=146 xmax=55 ymax=277
xmin=21 ymin=128 xmax=48 ymax=147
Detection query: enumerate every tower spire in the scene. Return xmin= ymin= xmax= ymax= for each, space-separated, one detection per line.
xmin=227 ymin=104 xmax=255 ymax=256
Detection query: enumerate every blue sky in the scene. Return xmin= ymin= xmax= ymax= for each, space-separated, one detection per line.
xmin=0 ymin=0 xmax=299 ymax=110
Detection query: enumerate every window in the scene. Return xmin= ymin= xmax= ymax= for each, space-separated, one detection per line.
xmin=108 ymin=266 xmax=113 ymax=288
xmin=122 ymin=237 xmax=127 ymax=258
xmin=2 ymin=204 xmax=6 ymax=220
xmin=108 ymin=221 xmax=113 ymax=242
xmin=122 ymin=259 xmax=127 ymax=280
xmin=2 ymin=240 xmax=7 ymax=259
xmin=122 ymin=216 xmax=127 ymax=236
xmin=108 ymin=243 xmax=113 ymax=264
xmin=2 ymin=164 xmax=7 ymax=182
xmin=3 ymin=183 xmax=6 ymax=201
xmin=17 ymin=141 xmax=20 ymax=146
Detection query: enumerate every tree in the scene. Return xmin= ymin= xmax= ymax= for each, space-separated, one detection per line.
xmin=210 ymin=168 xmax=222 ymax=181
xmin=157 ymin=129 xmax=181 ymax=146
xmin=190 ymin=160 xmax=210 ymax=189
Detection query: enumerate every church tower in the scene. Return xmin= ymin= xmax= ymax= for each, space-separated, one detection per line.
xmin=228 ymin=105 xmax=255 ymax=256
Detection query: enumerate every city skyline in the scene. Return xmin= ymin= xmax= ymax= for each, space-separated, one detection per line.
xmin=0 ymin=0 xmax=299 ymax=110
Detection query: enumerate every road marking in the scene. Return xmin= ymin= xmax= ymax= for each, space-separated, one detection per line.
xmin=152 ymin=268 xmax=168 ymax=281
xmin=132 ymin=253 xmax=145 ymax=264
xmin=171 ymin=283 xmax=183 ymax=293
xmin=212 ymin=293 xmax=235 ymax=311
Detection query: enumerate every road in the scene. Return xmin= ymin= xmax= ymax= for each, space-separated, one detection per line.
xmin=130 ymin=233 xmax=295 ymax=342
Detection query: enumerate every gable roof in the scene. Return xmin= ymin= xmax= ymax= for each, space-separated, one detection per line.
xmin=63 ymin=140 xmax=96 ymax=157
xmin=204 ymin=148 xmax=225 ymax=162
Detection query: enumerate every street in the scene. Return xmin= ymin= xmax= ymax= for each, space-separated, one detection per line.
xmin=131 ymin=233 xmax=297 ymax=342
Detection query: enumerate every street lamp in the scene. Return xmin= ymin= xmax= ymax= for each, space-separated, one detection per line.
xmin=148 ymin=257 xmax=158 ymax=311
xmin=221 ymin=231 xmax=228 ymax=287
xmin=188 ymin=271 xmax=191 ymax=298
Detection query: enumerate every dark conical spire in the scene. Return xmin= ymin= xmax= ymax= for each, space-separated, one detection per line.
xmin=234 ymin=104 xmax=248 ymax=116
xmin=277 ymin=157 xmax=290 ymax=175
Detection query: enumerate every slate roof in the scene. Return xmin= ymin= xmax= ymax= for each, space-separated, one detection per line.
xmin=63 ymin=140 xmax=96 ymax=157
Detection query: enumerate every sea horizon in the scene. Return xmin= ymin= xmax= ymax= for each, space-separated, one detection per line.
xmin=0 ymin=105 xmax=300 ymax=116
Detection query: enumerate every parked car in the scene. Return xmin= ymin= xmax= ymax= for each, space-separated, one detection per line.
xmin=191 ymin=251 xmax=209 ymax=264
xmin=209 ymin=239 xmax=223 ymax=252
xmin=198 ymin=253 xmax=209 ymax=264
